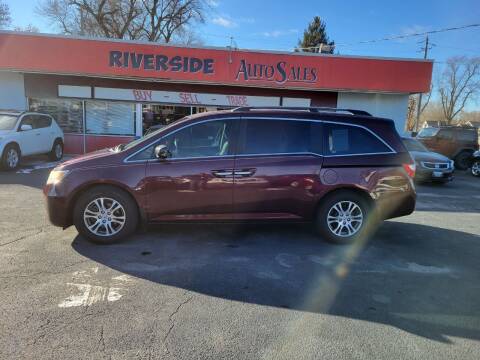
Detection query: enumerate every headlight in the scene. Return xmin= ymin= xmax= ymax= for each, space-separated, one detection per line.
xmin=46 ymin=169 xmax=70 ymax=185
xmin=449 ymin=160 xmax=454 ymax=169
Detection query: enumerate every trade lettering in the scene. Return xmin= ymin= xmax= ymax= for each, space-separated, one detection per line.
xmin=227 ymin=95 xmax=248 ymax=107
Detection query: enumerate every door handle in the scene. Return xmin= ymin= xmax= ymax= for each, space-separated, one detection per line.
xmin=212 ymin=169 xmax=234 ymax=178
xmin=234 ymin=168 xmax=256 ymax=177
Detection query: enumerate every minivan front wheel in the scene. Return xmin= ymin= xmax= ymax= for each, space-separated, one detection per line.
xmin=316 ymin=191 xmax=373 ymax=244
xmin=73 ymin=186 xmax=138 ymax=244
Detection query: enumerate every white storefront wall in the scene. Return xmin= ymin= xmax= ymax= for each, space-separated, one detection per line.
xmin=337 ymin=92 xmax=410 ymax=133
xmin=0 ymin=72 xmax=27 ymax=111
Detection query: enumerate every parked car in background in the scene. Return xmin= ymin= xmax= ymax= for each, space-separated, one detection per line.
xmin=471 ymin=150 xmax=480 ymax=177
xmin=402 ymin=137 xmax=454 ymax=183
xmin=44 ymin=107 xmax=416 ymax=245
xmin=0 ymin=111 xmax=64 ymax=170
xmin=416 ymin=126 xmax=479 ymax=170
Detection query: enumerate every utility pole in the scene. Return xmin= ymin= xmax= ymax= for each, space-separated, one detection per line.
xmin=415 ymin=36 xmax=430 ymax=133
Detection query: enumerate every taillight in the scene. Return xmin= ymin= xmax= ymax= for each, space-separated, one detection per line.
xmin=403 ymin=163 xmax=416 ymax=178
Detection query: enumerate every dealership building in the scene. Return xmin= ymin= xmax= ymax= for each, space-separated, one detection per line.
xmin=0 ymin=31 xmax=433 ymax=154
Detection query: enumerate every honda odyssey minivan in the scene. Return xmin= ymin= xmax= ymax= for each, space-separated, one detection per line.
xmin=44 ymin=107 xmax=416 ymax=244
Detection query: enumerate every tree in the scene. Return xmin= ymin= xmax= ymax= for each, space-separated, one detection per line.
xmin=13 ymin=24 xmax=40 ymax=32
xmin=438 ymin=56 xmax=480 ymax=124
xmin=405 ymin=95 xmax=417 ymax=131
xmin=37 ymin=0 xmax=207 ymax=43
xmin=0 ymin=1 xmax=11 ymax=29
xmin=296 ymin=16 xmax=334 ymax=54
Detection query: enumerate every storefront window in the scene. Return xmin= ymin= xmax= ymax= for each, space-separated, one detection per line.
xmin=141 ymin=104 xmax=206 ymax=134
xmin=86 ymin=101 xmax=135 ymax=136
xmin=29 ymin=98 xmax=83 ymax=134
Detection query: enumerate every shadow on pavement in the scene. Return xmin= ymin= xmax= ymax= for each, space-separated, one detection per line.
xmin=72 ymin=221 xmax=480 ymax=343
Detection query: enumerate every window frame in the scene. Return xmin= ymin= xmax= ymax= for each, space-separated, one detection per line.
xmin=236 ymin=117 xmax=323 ymax=157
xmin=123 ymin=116 xmax=396 ymax=163
xmin=322 ymin=120 xmax=395 ymax=157
xmin=35 ymin=114 xmax=53 ymax=129
xmin=124 ymin=117 xmax=240 ymax=163
xmin=17 ymin=114 xmax=38 ymax=131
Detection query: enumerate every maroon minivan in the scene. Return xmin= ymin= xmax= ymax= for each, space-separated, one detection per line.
xmin=44 ymin=107 xmax=416 ymax=244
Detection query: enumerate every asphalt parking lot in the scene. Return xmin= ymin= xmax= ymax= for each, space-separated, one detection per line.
xmin=1 ymin=160 xmax=479 ymax=360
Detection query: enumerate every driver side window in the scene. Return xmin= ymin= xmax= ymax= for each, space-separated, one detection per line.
xmin=131 ymin=119 xmax=234 ymax=161
xmin=19 ymin=115 xmax=37 ymax=130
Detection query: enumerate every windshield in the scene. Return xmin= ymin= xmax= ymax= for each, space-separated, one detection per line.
xmin=417 ymin=127 xmax=440 ymax=138
xmin=0 ymin=115 xmax=18 ymax=131
xmin=403 ymin=138 xmax=429 ymax=152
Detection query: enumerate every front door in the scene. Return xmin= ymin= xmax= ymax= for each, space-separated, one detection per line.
xmin=233 ymin=117 xmax=324 ymax=220
xmin=16 ymin=115 xmax=42 ymax=156
xmin=144 ymin=118 xmax=238 ymax=221
xmin=35 ymin=115 xmax=54 ymax=153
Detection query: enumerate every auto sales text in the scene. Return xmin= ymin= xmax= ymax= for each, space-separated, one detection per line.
xmin=235 ymin=59 xmax=317 ymax=84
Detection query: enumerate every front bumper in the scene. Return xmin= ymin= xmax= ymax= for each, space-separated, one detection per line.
xmin=44 ymin=184 xmax=72 ymax=228
xmin=415 ymin=168 xmax=454 ymax=182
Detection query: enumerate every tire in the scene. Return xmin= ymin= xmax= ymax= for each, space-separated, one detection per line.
xmin=472 ymin=160 xmax=480 ymax=177
xmin=73 ymin=186 xmax=139 ymax=244
xmin=49 ymin=139 xmax=64 ymax=161
xmin=454 ymin=151 xmax=472 ymax=170
xmin=315 ymin=190 xmax=374 ymax=245
xmin=1 ymin=144 xmax=21 ymax=171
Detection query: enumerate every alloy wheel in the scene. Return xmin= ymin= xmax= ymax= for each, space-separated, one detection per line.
xmin=55 ymin=143 xmax=63 ymax=159
xmin=327 ymin=200 xmax=364 ymax=237
xmin=83 ymin=197 xmax=126 ymax=237
xmin=472 ymin=161 xmax=480 ymax=176
xmin=6 ymin=148 xmax=19 ymax=169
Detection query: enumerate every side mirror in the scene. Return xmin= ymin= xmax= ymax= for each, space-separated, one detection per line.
xmin=20 ymin=124 xmax=33 ymax=131
xmin=154 ymin=144 xmax=172 ymax=160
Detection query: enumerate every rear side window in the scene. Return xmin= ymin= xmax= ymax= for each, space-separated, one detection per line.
xmin=437 ymin=129 xmax=453 ymax=140
xmin=324 ymin=123 xmax=391 ymax=156
xmin=36 ymin=115 xmax=52 ymax=128
xmin=238 ymin=119 xmax=323 ymax=155
xmin=456 ymin=130 xmax=476 ymax=141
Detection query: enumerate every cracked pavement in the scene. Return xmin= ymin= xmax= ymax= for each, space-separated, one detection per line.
xmin=0 ymin=167 xmax=479 ymax=359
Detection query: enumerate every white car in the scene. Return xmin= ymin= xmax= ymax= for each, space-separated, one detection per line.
xmin=0 ymin=111 xmax=64 ymax=170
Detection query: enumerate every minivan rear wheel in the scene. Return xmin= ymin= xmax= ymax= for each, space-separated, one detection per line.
xmin=315 ymin=191 xmax=373 ymax=244
xmin=73 ymin=186 xmax=138 ymax=244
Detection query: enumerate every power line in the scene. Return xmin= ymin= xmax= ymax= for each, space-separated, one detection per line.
xmin=295 ymin=23 xmax=480 ymax=51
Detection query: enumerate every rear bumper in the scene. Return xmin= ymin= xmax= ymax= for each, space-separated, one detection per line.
xmin=377 ymin=192 xmax=416 ymax=220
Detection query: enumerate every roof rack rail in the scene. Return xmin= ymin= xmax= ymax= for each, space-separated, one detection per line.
xmin=231 ymin=106 xmax=372 ymax=116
